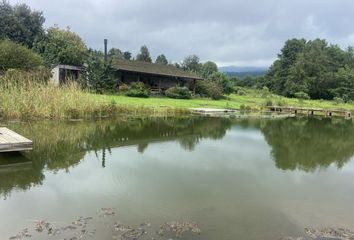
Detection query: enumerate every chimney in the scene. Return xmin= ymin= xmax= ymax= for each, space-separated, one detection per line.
xmin=104 ymin=39 xmax=108 ymax=62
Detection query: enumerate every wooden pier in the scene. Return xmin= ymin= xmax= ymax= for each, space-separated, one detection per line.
xmin=0 ymin=128 xmax=33 ymax=152
xmin=190 ymin=108 xmax=236 ymax=114
xmin=267 ymin=106 xmax=352 ymax=118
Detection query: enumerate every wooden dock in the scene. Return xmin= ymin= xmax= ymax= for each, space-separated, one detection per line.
xmin=190 ymin=108 xmax=236 ymax=114
xmin=0 ymin=128 xmax=33 ymax=152
xmin=267 ymin=106 xmax=352 ymax=118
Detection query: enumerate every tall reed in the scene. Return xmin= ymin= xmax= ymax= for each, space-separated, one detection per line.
xmin=0 ymin=70 xmax=190 ymax=120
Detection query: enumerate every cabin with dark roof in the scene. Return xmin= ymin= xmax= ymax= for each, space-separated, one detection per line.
xmin=111 ymin=59 xmax=203 ymax=94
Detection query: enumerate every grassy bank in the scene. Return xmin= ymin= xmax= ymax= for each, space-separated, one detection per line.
xmin=96 ymin=88 xmax=354 ymax=112
xmin=0 ymin=74 xmax=189 ymax=120
xmin=1 ymin=73 xmax=353 ymax=120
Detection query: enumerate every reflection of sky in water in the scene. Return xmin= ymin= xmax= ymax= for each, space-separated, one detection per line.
xmin=1 ymin=118 xmax=354 ymax=240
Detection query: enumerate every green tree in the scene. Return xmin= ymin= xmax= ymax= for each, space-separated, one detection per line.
xmin=0 ymin=39 xmax=43 ymax=71
xmin=332 ymin=66 xmax=354 ymax=102
xmin=84 ymin=53 xmax=115 ymax=93
xmin=34 ymin=26 xmax=87 ymax=66
xmin=265 ymin=38 xmax=354 ymax=100
xmin=108 ymin=48 xmax=123 ymax=61
xmin=201 ymin=61 xmax=218 ymax=78
xmin=136 ymin=45 xmax=152 ymax=62
xmin=0 ymin=1 xmax=45 ymax=48
xmin=155 ymin=54 xmax=168 ymax=65
xmin=123 ymin=51 xmax=132 ymax=60
xmin=182 ymin=55 xmax=201 ymax=72
xmin=208 ymin=72 xmax=233 ymax=94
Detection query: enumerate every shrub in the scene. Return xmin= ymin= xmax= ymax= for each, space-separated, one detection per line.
xmin=119 ymin=83 xmax=129 ymax=92
xmin=165 ymin=86 xmax=191 ymax=99
xmin=0 ymin=39 xmax=43 ymax=71
xmin=126 ymin=82 xmax=150 ymax=98
xmin=237 ymin=89 xmax=247 ymax=96
xmin=333 ymin=97 xmax=344 ymax=105
xmin=294 ymin=91 xmax=310 ymax=100
xmin=240 ymin=104 xmax=252 ymax=111
xmin=276 ymin=99 xmax=287 ymax=106
xmin=208 ymin=72 xmax=233 ymax=94
xmin=264 ymin=98 xmax=273 ymax=107
xmin=261 ymin=86 xmax=270 ymax=98
xmin=196 ymin=80 xmax=223 ymax=100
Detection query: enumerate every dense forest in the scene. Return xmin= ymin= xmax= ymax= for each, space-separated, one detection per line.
xmin=234 ymin=39 xmax=354 ymax=102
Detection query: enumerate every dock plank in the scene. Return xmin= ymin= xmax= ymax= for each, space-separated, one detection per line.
xmin=0 ymin=128 xmax=32 ymax=152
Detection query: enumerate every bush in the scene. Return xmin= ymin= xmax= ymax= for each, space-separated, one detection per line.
xmin=264 ymin=98 xmax=273 ymax=107
xmin=126 ymin=82 xmax=150 ymax=98
xmin=333 ymin=97 xmax=344 ymax=105
xmin=0 ymin=39 xmax=43 ymax=71
xmin=261 ymin=86 xmax=270 ymax=98
xmin=237 ymin=89 xmax=247 ymax=96
xmin=294 ymin=91 xmax=310 ymax=100
xmin=240 ymin=104 xmax=252 ymax=111
xmin=196 ymin=80 xmax=223 ymax=100
xmin=165 ymin=86 xmax=191 ymax=99
xmin=276 ymin=99 xmax=287 ymax=106
xmin=119 ymin=83 xmax=129 ymax=92
xmin=208 ymin=72 xmax=233 ymax=94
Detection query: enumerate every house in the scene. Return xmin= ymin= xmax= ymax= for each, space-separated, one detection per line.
xmin=50 ymin=65 xmax=84 ymax=86
xmin=111 ymin=59 xmax=203 ymax=93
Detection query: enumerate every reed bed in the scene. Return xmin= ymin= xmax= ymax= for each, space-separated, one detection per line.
xmin=0 ymin=71 xmax=190 ymax=120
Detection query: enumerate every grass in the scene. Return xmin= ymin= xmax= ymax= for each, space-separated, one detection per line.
xmin=0 ymin=72 xmax=189 ymax=120
xmin=95 ymin=88 xmax=354 ymax=112
xmin=1 ymin=71 xmax=353 ymax=120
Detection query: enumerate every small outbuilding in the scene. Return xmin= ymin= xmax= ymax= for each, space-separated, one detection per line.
xmin=50 ymin=65 xmax=84 ymax=86
xmin=111 ymin=59 xmax=203 ymax=93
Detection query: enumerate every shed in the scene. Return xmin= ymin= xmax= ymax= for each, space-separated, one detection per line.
xmin=50 ymin=65 xmax=84 ymax=86
xmin=111 ymin=59 xmax=203 ymax=93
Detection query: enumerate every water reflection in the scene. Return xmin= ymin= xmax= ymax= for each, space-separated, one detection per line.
xmin=0 ymin=117 xmax=232 ymax=198
xmin=0 ymin=153 xmax=43 ymax=199
xmin=1 ymin=116 xmax=354 ymax=198
xmin=260 ymin=117 xmax=354 ymax=171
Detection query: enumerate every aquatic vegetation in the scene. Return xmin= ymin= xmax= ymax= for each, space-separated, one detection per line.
xmin=9 ymin=228 xmax=31 ymax=240
xmin=113 ymin=222 xmax=148 ymax=240
xmin=158 ymin=221 xmax=202 ymax=238
xmin=98 ymin=207 xmax=116 ymax=217
xmin=9 ymin=208 xmax=202 ymax=240
xmin=282 ymin=227 xmax=354 ymax=240
xmin=305 ymin=227 xmax=354 ymax=240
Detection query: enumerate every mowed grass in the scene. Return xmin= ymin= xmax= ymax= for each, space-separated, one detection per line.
xmin=95 ymin=88 xmax=354 ymax=112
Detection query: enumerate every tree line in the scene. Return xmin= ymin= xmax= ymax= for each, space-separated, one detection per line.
xmin=0 ymin=1 xmax=232 ymax=98
xmin=2 ymin=1 xmax=353 ymax=101
xmin=235 ymin=39 xmax=354 ymax=102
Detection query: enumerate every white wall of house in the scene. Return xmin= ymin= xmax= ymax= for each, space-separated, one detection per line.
xmin=50 ymin=66 xmax=60 ymax=86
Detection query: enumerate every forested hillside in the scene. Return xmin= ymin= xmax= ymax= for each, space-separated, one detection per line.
xmin=264 ymin=39 xmax=354 ymax=101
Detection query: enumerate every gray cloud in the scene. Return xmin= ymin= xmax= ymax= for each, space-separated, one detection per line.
xmin=9 ymin=0 xmax=354 ymax=67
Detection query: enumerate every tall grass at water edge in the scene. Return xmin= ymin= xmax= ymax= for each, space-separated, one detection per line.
xmin=0 ymin=71 xmax=189 ymax=120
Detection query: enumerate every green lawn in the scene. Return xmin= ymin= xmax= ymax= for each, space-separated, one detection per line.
xmin=93 ymin=88 xmax=354 ymax=112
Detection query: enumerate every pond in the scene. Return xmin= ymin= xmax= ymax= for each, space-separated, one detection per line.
xmin=1 ymin=116 xmax=354 ymax=240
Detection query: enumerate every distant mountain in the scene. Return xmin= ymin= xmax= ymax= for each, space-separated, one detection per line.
xmin=219 ymin=66 xmax=268 ymax=78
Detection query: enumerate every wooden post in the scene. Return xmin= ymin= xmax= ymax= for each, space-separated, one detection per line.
xmin=158 ymin=78 xmax=161 ymax=93
xmin=193 ymin=79 xmax=196 ymax=95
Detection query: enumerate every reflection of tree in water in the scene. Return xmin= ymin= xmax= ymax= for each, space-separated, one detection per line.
xmin=0 ymin=153 xmax=44 ymax=199
xmin=260 ymin=117 xmax=354 ymax=172
xmin=0 ymin=117 xmax=232 ymax=197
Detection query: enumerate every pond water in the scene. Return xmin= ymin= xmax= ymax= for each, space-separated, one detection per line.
xmin=1 ymin=116 xmax=354 ymax=240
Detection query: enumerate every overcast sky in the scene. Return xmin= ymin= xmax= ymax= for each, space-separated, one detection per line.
xmin=9 ymin=0 xmax=354 ymax=67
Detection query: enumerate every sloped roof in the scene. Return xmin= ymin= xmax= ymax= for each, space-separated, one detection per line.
xmin=111 ymin=59 xmax=203 ymax=80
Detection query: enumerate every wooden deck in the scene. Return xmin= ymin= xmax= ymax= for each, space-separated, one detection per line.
xmin=190 ymin=108 xmax=236 ymax=114
xmin=0 ymin=128 xmax=33 ymax=152
xmin=267 ymin=106 xmax=352 ymax=118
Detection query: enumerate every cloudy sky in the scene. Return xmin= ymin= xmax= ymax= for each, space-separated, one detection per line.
xmin=9 ymin=0 xmax=354 ymax=67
